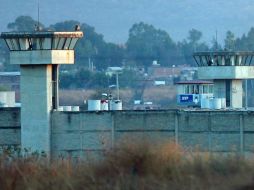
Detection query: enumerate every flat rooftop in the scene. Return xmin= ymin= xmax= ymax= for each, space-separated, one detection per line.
xmin=1 ymin=31 xmax=83 ymax=51
xmin=0 ymin=31 xmax=83 ymax=38
xmin=0 ymin=72 xmax=20 ymax=76
xmin=193 ymin=51 xmax=254 ymax=66
xmin=193 ymin=51 xmax=254 ymax=56
xmin=175 ymin=80 xmax=213 ymax=85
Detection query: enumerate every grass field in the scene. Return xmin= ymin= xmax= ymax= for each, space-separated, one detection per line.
xmin=0 ymin=142 xmax=254 ymax=190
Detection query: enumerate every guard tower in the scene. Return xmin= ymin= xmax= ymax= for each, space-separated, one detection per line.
xmin=193 ymin=51 xmax=254 ymax=108
xmin=0 ymin=30 xmax=83 ymax=154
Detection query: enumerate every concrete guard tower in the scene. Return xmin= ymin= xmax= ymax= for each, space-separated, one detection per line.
xmin=193 ymin=51 xmax=254 ymax=108
xmin=1 ymin=30 xmax=83 ymax=154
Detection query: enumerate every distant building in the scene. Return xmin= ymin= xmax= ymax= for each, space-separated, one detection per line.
xmin=152 ymin=60 xmax=160 ymax=66
xmin=106 ymin=67 xmax=123 ymax=76
xmin=0 ymin=72 xmax=20 ymax=90
xmin=175 ymin=80 xmax=214 ymax=107
xmin=148 ymin=66 xmax=181 ymax=79
xmin=154 ymin=80 xmax=166 ymax=86
xmin=179 ymin=67 xmax=198 ymax=81
xmin=148 ymin=65 xmax=198 ymax=85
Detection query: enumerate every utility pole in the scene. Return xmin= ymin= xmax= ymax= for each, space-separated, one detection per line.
xmin=245 ymin=80 xmax=248 ymax=109
xmin=116 ymin=72 xmax=119 ymax=100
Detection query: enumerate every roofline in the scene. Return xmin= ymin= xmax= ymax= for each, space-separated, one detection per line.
xmin=175 ymin=80 xmax=213 ymax=85
xmin=0 ymin=31 xmax=83 ymax=39
xmin=193 ymin=51 xmax=254 ymax=56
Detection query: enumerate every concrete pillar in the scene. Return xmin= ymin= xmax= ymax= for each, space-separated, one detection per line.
xmin=213 ymin=80 xmax=226 ymax=99
xmin=230 ymin=80 xmax=243 ymax=108
xmin=214 ymin=79 xmax=243 ymax=108
xmin=20 ymin=65 xmax=52 ymax=154
xmin=52 ymin=64 xmax=59 ymax=110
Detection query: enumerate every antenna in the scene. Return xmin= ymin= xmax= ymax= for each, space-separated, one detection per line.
xmin=214 ymin=29 xmax=218 ymax=50
xmin=36 ymin=0 xmax=40 ymax=31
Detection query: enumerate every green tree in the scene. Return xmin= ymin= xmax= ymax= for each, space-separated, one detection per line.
xmin=2 ymin=16 xmax=45 ymax=71
xmin=179 ymin=29 xmax=208 ymax=66
xmin=50 ymin=21 xmax=124 ymax=70
xmin=186 ymin=29 xmax=208 ymax=51
xmin=224 ymin=31 xmax=235 ymax=50
xmin=126 ymin=22 xmax=177 ymax=68
xmin=59 ymin=71 xmax=75 ymax=89
xmin=210 ymin=37 xmax=222 ymax=51
xmin=7 ymin=16 xmax=44 ymax=31
xmin=118 ymin=69 xmax=142 ymax=88
xmin=91 ymin=72 xmax=109 ymax=88
xmin=49 ymin=21 xmax=99 ymax=69
xmin=233 ymin=28 xmax=254 ymax=51
xmin=59 ymin=69 xmax=110 ymax=89
xmin=49 ymin=20 xmax=79 ymax=31
xmin=243 ymin=28 xmax=254 ymax=50
xmin=188 ymin=29 xmax=202 ymax=45
xmin=78 ymin=23 xmax=124 ymax=70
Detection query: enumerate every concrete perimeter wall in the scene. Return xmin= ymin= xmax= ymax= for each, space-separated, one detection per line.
xmin=51 ymin=110 xmax=254 ymax=159
xmin=0 ymin=108 xmax=254 ymax=159
xmin=0 ymin=108 xmax=20 ymax=147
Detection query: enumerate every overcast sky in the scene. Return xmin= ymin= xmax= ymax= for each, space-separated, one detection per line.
xmin=1 ymin=0 xmax=254 ymax=45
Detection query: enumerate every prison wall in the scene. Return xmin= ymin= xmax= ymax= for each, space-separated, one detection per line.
xmin=51 ymin=110 xmax=254 ymax=159
xmin=0 ymin=108 xmax=252 ymax=158
xmin=51 ymin=111 xmax=113 ymax=159
xmin=0 ymin=108 xmax=20 ymax=147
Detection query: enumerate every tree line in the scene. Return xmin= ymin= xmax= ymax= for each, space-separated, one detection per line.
xmin=3 ymin=16 xmax=254 ymax=69
xmin=1 ymin=16 xmax=254 ymax=88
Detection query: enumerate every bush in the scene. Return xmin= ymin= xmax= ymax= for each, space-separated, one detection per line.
xmin=0 ymin=142 xmax=253 ymax=190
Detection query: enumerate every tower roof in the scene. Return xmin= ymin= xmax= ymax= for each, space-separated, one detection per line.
xmin=193 ymin=51 xmax=254 ymax=56
xmin=0 ymin=31 xmax=83 ymax=51
xmin=193 ymin=51 xmax=254 ymax=67
xmin=0 ymin=31 xmax=83 ymax=39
